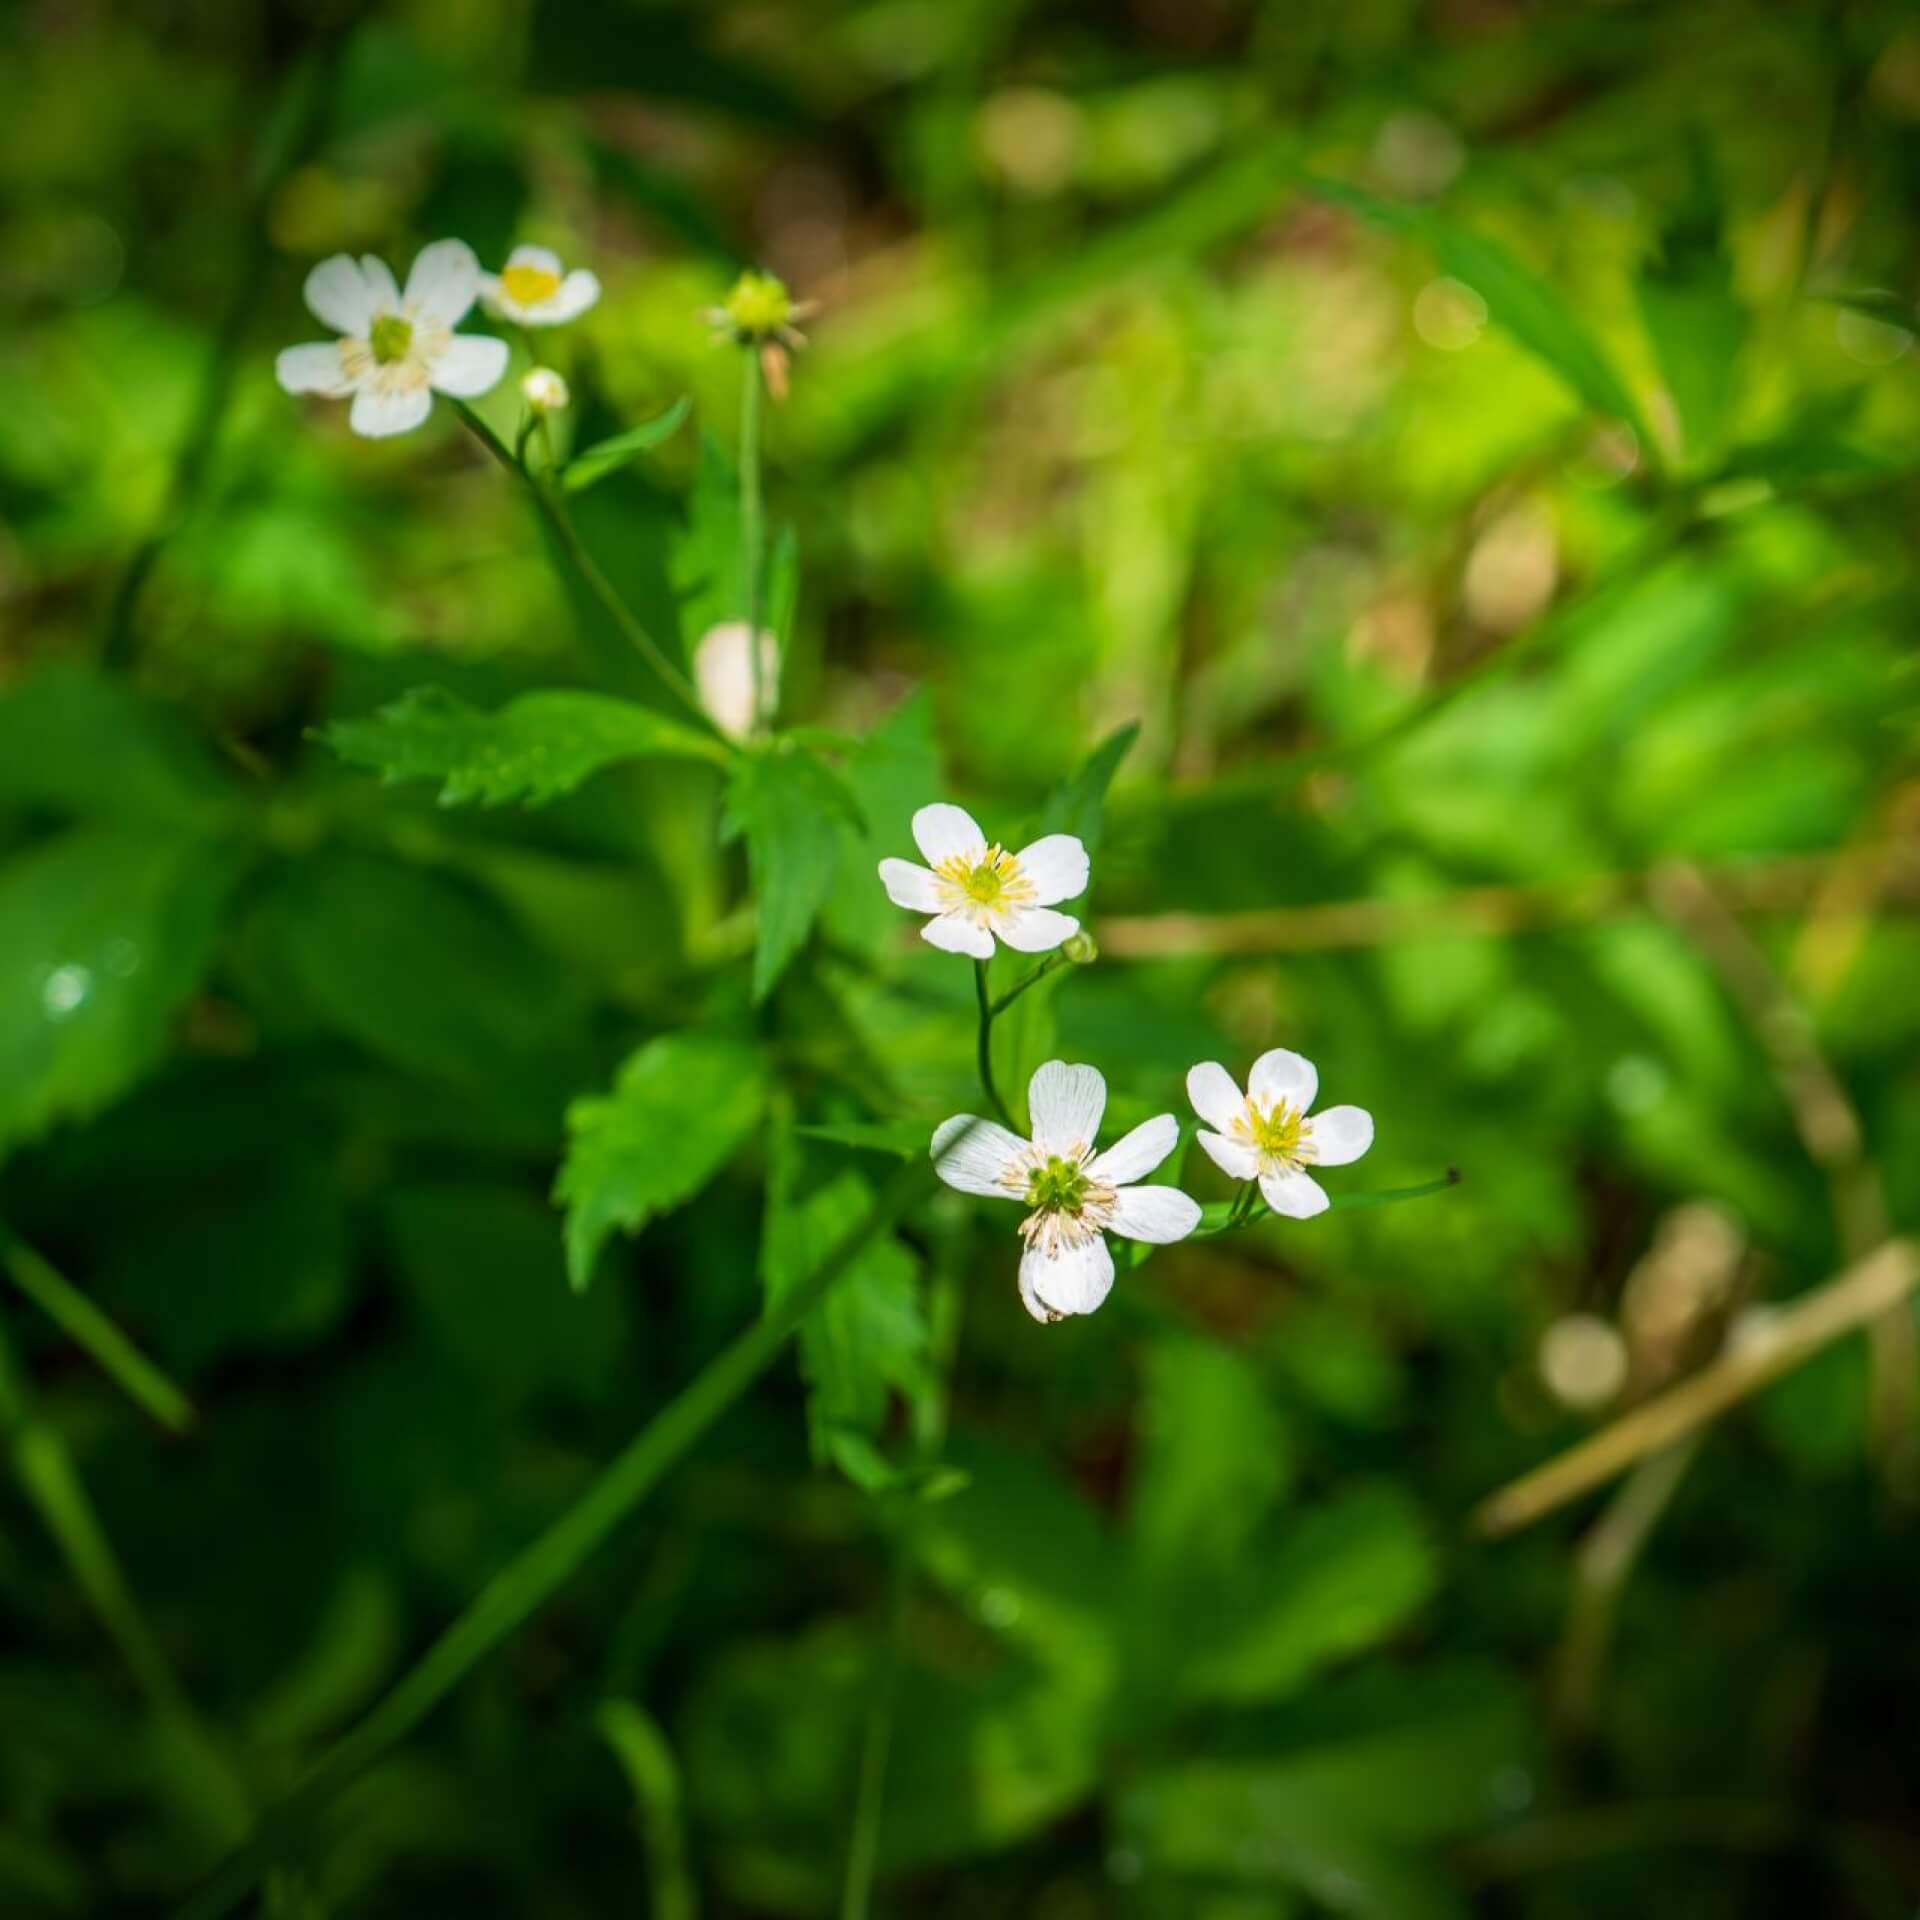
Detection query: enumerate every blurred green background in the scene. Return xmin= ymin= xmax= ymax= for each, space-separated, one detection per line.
xmin=5 ymin=0 xmax=1920 ymax=1914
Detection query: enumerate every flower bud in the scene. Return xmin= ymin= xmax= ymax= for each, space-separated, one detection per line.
xmin=1063 ymin=931 xmax=1099 ymax=965
xmin=719 ymin=269 xmax=797 ymax=340
xmin=520 ymin=366 xmax=569 ymax=412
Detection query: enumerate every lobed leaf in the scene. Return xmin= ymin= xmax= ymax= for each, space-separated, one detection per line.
xmin=321 ymin=685 xmax=729 ymax=808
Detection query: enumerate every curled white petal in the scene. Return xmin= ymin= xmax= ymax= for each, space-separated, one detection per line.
xmin=1185 ymin=1061 xmax=1244 ymax=1134
xmin=507 ymin=243 xmax=564 ymax=276
xmin=995 ymin=906 xmax=1078 ymax=953
xmin=429 ymin=333 xmax=509 ymax=397
xmin=1019 ymin=1235 xmax=1115 ymax=1321
xmin=1108 ymin=1184 xmax=1202 ymax=1245
xmin=276 ymin=341 xmax=356 ymax=397
xmin=1027 ymin=1061 xmax=1105 ymax=1155
xmin=930 ymin=1114 xmax=1027 ymax=1197
xmin=1260 ymin=1166 xmax=1328 ymax=1219
xmin=912 ymin=803 xmax=986 ymax=868
xmin=349 ymin=384 xmax=433 ymax=438
xmin=1196 ymin=1129 xmax=1259 ymax=1182
xmin=303 ymin=254 xmax=387 ymax=334
xmin=543 ymin=269 xmax=601 ymax=323
xmin=405 ymin=239 xmax=481 ymax=325
xmin=1089 ymin=1114 xmax=1179 ymax=1187
xmin=1013 ymin=834 xmax=1089 ymax=906
xmin=921 ymin=911 xmax=994 ymax=959
xmin=878 ymin=858 xmax=943 ymax=913
xmin=1308 ymin=1104 xmax=1373 ymax=1167
xmin=1249 ymin=1048 xmax=1318 ymax=1115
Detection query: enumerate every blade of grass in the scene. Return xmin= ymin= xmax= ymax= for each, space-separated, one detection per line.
xmin=1 ymin=1230 xmax=193 ymax=1434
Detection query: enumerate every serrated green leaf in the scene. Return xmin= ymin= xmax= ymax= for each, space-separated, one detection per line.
xmin=321 ymin=685 xmax=728 ymax=808
xmin=562 ymin=396 xmax=692 ymax=493
xmin=724 ymin=745 xmax=855 ymax=1001
xmin=1039 ymin=720 xmax=1138 ymax=856
xmin=557 ymin=1032 xmax=767 ymax=1291
xmin=671 ymin=431 xmax=743 ymax=648
xmin=1312 ymin=175 xmax=1650 ymax=447
xmin=0 ymin=829 xmax=243 ymax=1157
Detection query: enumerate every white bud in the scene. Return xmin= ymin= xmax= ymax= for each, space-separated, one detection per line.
xmin=694 ymin=622 xmax=780 ymax=738
xmin=521 ymin=366 xmax=570 ymax=412
xmin=1538 ymin=1313 xmax=1629 ymax=1413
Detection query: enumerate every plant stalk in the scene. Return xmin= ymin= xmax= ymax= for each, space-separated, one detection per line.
xmin=972 ymin=958 xmax=1015 ymax=1130
xmin=739 ymin=347 xmax=768 ymax=732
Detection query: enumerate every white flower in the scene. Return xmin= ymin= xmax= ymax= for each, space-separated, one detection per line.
xmin=1186 ymin=1049 xmax=1374 ymax=1219
xmin=481 ymin=244 xmax=601 ymax=326
xmin=879 ymin=804 xmax=1088 ymax=959
xmin=275 ymin=240 xmax=509 ymax=438
xmin=694 ymin=622 xmax=779 ymax=738
xmin=521 ymin=366 xmax=570 ymax=412
xmin=932 ymin=1061 xmax=1200 ymax=1323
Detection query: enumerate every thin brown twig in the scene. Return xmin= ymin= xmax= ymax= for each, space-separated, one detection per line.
xmin=1473 ymin=1240 xmax=1917 ymax=1538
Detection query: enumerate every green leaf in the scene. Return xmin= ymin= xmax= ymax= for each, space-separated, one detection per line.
xmin=320 ymin=685 xmax=728 ymax=808
xmin=1311 ymin=176 xmax=1650 ymax=446
xmin=724 ymin=744 xmax=857 ymax=1001
xmin=556 ymin=1032 xmax=767 ymax=1291
xmin=763 ymin=1135 xmax=930 ymax=1468
xmin=0 ymin=665 xmax=235 ymax=827
xmin=1180 ymin=1487 xmax=1437 ymax=1707
xmin=671 ymin=431 xmax=743 ymax=648
xmin=795 ymin=1118 xmax=928 ymax=1159
xmin=0 ymin=829 xmax=242 ymax=1157
xmin=1039 ymin=720 xmax=1138 ymax=856
xmin=562 ymin=396 xmax=692 ymax=493
xmin=1637 ymin=186 xmax=1745 ymax=470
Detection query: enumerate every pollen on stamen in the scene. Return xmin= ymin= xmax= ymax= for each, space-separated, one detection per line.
xmin=501 ymin=263 xmax=562 ymax=306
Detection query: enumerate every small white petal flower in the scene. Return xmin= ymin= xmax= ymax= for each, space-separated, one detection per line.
xmin=931 ymin=1061 xmax=1200 ymax=1324
xmin=481 ymin=244 xmax=602 ymax=326
xmin=879 ymin=804 xmax=1089 ymax=959
xmin=1186 ymin=1048 xmax=1373 ymax=1220
xmin=521 ymin=366 xmax=570 ymax=412
xmin=276 ymin=240 xmax=508 ymax=439
xmin=694 ymin=622 xmax=779 ymax=739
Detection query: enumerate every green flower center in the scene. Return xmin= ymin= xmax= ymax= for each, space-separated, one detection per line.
xmin=962 ymin=860 xmax=1007 ymax=906
xmin=723 ymin=270 xmax=795 ymax=338
xmin=369 ymin=313 xmax=414 ymax=365
xmin=1247 ymin=1100 xmax=1304 ymax=1161
xmin=1023 ymin=1155 xmax=1089 ymax=1214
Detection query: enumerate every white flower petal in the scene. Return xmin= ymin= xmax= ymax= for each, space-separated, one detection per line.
xmin=912 ymin=803 xmax=986 ymax=867
xmin=428 ymin=332 xmax=508 ymax=397
xmin=995 ymin=906 xmax=1079 ymax=953
xmin=878 ymin=857 xmax=943 ymax=913
xmin=1197 ymin=1130 xmax=1259 ymax=1182
xmin=1260 ymin=1166 xmax=1328 ymax=1219
xmin=275 ymin=342 xmax=355 ymax=397
xmin=1020 ymin=1235 xmax=1115 ymax=1320
xmin=349 ymin=383 xmax=433 ymax=438
xmin=540 ymin=269 xmax=601 ymax=323
xmin=930 ymin=1114 xmax=1028 ymax=1197
xmin=1027 ymin=1061 xmax=1105 ymax=1155
xmin=921 ymin=912 xmax=995 ymax=959
xmin=358 ymin=254 xmax=401 ymax=310
xmin=1249 ymin=1048 xmax=1318 ymax=1115
xmin=1186 ymin=1061 xmax=1244 ymax=1134
xmin=1109 ymin=1184 xmax=1202 ymax=1245
xmin=1089 ymin=1114 xmax=1179 ymax=1187
xmin=1307 ymin=1104 xmax=1373 ymax=1167
xmin=404 ymin=239 xmax=481 ymax=325
xmin=303 ymin=254 xmax=387 ymax=334
xmin=1014 ymin=834 xmax=1088 ymax=906
xmin=507 ymin=243 xmax=564 ymax=276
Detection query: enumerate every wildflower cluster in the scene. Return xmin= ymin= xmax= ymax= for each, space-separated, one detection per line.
xmin=884 ymin=802 xmax=1376 ymax=1323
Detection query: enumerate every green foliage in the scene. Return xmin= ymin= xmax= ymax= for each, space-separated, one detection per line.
xmin=562 ymin=396 xmax=692 ymax=492
xmin=557 ymin=1031 xmax=767 ymax=1290
xmin=321 ymin=684 xmax=728 ymax=807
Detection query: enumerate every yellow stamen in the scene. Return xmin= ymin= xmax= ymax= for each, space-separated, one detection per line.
xmin=1235 ymin=1098 xmax=1307 ymax=1164
xmin=501 ymin=262 xmax=562 ymax=307
xmin=934 ymin=845 xmax=1034 ymax=918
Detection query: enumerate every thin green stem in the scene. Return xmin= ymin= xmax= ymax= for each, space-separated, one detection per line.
xmin=175 ymin=1155 xmax=938 ymax=1920
xmin=989 ymin=949 xmax=1071 ymax=1017
xmin=451 ymin=401 xmax=727 ymax=748
xmin=597 ymin=1702 xmax=697 ymax=1920
xmin=972 ymin=959 xmax=1015 ymax=1130
xmin=0 ymin=1231 xmax=194 ymax=1434
xmin=739 ymin=347 xmax=768 ymax=732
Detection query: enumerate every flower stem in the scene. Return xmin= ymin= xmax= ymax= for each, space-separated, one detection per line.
xmin=739 ymin=346 xmax=768 ymax=732
xmin=989 ymin=949 xmax=1070 ymax=1017
xmin=173 ymin=1156 xmax=937 ymax=1920
xmin=451 ymin=401 xmax=727 ymax=748
xmin=972 ymin=958 xmax=1015 ymax=1130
